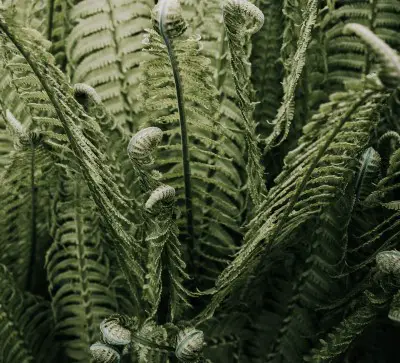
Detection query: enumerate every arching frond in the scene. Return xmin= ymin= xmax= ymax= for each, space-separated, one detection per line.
xmin=0 ymin=15 xmax=145 ymax=304
xmin=321 ymin=0 xmax=400 ymax=89
xmin=266 ymin=187 xmax=355 ymax=363
xmin=194 ymin=78 xmax=388 ymax=324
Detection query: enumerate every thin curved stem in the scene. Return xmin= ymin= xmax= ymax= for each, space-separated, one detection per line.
xmin=159 ymin=2 xmax=194 ymax=248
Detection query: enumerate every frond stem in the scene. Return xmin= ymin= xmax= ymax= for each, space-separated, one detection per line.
xmin=27 ymin=141 xmax=36 ymax=291
xmin=47 ymin=0 xmax=55 ymax=40
xmin=159 ymin=3 xmax=194 ymax=249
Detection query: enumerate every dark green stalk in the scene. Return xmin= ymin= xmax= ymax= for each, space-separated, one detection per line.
xmin=27 ymin=141 xmax=36 ymax=291
xmin=47 ymin=0 xmax=55 ymax=40
xmin=158 ymin=4 xmax=194 ymax=248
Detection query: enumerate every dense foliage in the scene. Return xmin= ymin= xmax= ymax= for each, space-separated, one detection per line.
xmin=0 ymin=0 xmax=400 ymax=362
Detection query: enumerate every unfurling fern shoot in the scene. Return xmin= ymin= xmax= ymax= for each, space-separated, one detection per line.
xmin=90 ymin=342 xmax=120 ymax=363
xmin=175 ymin=327 xmax=205 ymax=363
xmin=100 ymin=317 xmax=132 ymax=346
xmin=128 ymin=127 xmax=163 ymax=165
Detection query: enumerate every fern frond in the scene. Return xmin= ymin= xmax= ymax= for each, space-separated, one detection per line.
xmin=306 ymin=299 xmax=385 ymax=362
xmin=139 ymin=20 xmax=244 ymax=285
xmin=222 ymin=0 xmax=267 ymax=206
xmin=67 ymin=0 xmax=155 ymax=132
xmin=0 ymin=264 xmax=59 ymax=363
xmin=266 ymin=188 xmax=355 ymax=363
xmin=306 ymin=258 xmax=400 ymax=363
xmin=265 ymin=0 xmax=319 ymax=150
xmin=0 ymin=111 xmax=13 ymax=169
xmin=0 ymin=16 xmax=145 ymax=303
xmin=368 ymin=143 xmax=400 ymax=205
xmin=46 ymin=172 xmax=119 ymax=363
xmin=173 ymin=0 xmax=248 ymax=281
xmin=355 ymin=147 xmax=382 ymax=203
xmin=343 ymin=22 xmax=400 ymax=87
xmin=251 ymin=0 xmax=284 ymax=133
xmin=47 ymin=0 xmax=79 ymax=69
xmin=143 ymin=185 xmax=191 ymax=322
xmin=194 ymin=79 xmax=388 ymax=324
xmin=131 ymin=320 xmax=169 ymax=363
xmin=321 ymin=0 xmax=400 ymax=89
xmin=0 ymin=112 xmax=54 ymax=290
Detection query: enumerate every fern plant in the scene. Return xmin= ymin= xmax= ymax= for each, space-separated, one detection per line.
xmin=1 ymin=0 xmax=400 ymax=362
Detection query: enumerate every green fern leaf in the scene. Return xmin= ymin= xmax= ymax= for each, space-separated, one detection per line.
xmin=0 ymin=111 xmax=54 ymax=290
xmin=0 ymin=15 xmax=145 ymax=303
xmin=264 ymin=0 xmax=319 ymax=150
xmin=46 ymin=172 xmax=120 ymax=362
xmin=194 ymin=78 xmax=388 ymax=324
xmin=138 ymin=16 xmax=244 ymax=284
xmin=222 ymin=0 xmax=267 ymax=206
xmin=0 ymin=264 xmax=59 ymax=363
xmin=67 ymin=0 xmax=155 ymax=132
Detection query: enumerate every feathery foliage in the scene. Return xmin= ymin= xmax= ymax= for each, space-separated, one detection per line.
xmin=1 ymin=0 xmax=400 ymax=362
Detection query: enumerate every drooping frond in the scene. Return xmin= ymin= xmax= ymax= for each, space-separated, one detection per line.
xmin=67 ymin=0 xmax=155 ymax=132
xmin=194 ymin=77 xmax=388 ymax=323
xmin=321 ymin=0 xmax=400 ymax=90
xmin=264 ymin=0 xmax=319 ymax=150
xmin=222 ymin=0 xmax=267 ymax=206
xmin=46 ymin=172 xmax=119 ymax=363
xmin=0 ymin=264 xmax=59 ymax=363
xmin=343 ymin=22 xmax=400 ymax=88
xmin=0 ymin=15 xmax=145 ymax=303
